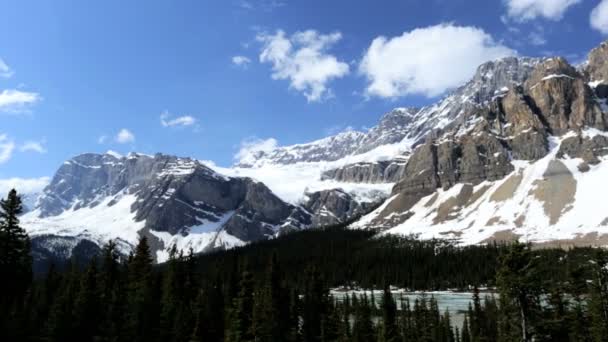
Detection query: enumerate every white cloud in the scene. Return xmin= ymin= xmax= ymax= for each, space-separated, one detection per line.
xmin=20 ymin=140 xmax=47 ymax=154
xmin=115 ymin=129 xmax=135 ymax=144
xmin=257 ymin=29 xmax=350 ymax=102
xmin=0 ymin=134 xmax=15 ymax=164
xmin=528 ymin=30 xmax=547 ymax=46
xmin=0 ymin=89 xmax=40 ymax=113
xmin=160 ymin=111 xmax=197 ymax=127
xmin=232 ymin=55 xmax=252 ymax=68
xmin=591 ymin=0 xmax=608 ymax=34
xmin=0 ymin=177 xmax=50 ymax=196
xmin=98 ymin=135 xmax=108 ymax=144
xmin=503 ymin=0 xmax=581 ymax=22
xmin=0 ymin=59 xmax=13 ymax=78
xmin=234 ymin=137 xmax=278 ymax=165
xmin=359 ymin=24 xmax=516 ymax=99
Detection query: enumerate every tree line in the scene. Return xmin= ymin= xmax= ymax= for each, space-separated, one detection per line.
xmin=1 ymin=189 xmax=608 ymax=341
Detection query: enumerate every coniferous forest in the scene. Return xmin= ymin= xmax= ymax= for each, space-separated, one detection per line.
xmin=2 ymin=189 xmax=608 ymax=342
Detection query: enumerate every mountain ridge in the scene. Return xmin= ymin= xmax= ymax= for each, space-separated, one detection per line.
xmin=20 ymin=41 xmax=608 ymax=264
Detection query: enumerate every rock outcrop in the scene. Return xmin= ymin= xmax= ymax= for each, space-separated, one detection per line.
xmin=302 ymin=189 xmax=375 ymax=227
xmin=320 ymin=158 xmax=407 ymax=183
xmin=238 ymin=57 xmax=542 ymax=168
xmin=27 ymin=152 xmax=315 ymax=262
xmin=366 ymin=51 xmax=608 ymax=228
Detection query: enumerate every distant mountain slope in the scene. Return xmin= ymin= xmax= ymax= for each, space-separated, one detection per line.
xmin=24 ymin=153 xmax=301 ymax=261
xmin=22 ymin=152 xmax=382 ymax=264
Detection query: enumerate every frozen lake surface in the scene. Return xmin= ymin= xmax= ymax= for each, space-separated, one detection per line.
xmin=331 ymin=289 xmax=497 ymax=327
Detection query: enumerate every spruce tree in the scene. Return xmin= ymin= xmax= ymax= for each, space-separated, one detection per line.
xmin=379 ymin=286 xmax=399 ymax=342
xmin=0 ymin=189 xmax=32 ymax=302
xmin=496 ymin=243 xmax=541 ymax=342
xmin=227 ymin=270 xmax=255 ymax=342
xmin=253 ymin=253 xmax=289 ymax=341
xmin=588 ymin=249 xmax=608 ymax=342
xmin=302 ymin=267 xmax=329 ymax=342
xmin=160 ymin=245 xmax=180 ymax=342
xmin=351 ymin=293 xmax=375 ymax=342
xmin=126 ymin=236 xmax=157 ymax=342
xmin=72 ymin=258 xmax=101 ymax=342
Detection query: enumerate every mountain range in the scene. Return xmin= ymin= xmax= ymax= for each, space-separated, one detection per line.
xmin=20 ymin=40 xmax=608 ymax=266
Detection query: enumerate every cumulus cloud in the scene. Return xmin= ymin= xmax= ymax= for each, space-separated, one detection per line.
xmin=20 ymin=140 xmax=47 ymax=154
xmin=359 ymin=24 xmax=516 ymax=99
xmin=0 ymin=59 xmax=13 ymax=78
xmin=232 ymin=55 xmax=252 ymax=68
xmin=257 ymin=29 xmax=350 ymax=102
xmin=234 ymin=137 xmax=278 ymax=165
xmin=0 ymin=134 xmax=15 ymax=164
xmin=591 ymin=0 xmax=608 ymax=34
xmin=0 ymin=177 xmax=50 ymax=196
xmin=0 ymin=89 xmax=40 ymax=113
xmin=160 ymin=111 xmax=197 ymax=127
xmin=115 ymin=129 xmax=135 ymax=144
xmin=503 ymin=0 xmax=581 ymax=22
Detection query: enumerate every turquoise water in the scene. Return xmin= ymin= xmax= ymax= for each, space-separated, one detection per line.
xmin=331 ymin=290 xmax=497 ymax=328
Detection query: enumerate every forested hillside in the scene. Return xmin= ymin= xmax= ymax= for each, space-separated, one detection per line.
xmin=2 ymin=190 xmax=608 ymax=341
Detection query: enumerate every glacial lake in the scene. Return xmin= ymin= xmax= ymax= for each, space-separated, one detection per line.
xmin=331 ymin=289 xmax=497 ymax=327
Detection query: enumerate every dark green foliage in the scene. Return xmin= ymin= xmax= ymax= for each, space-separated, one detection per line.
xmin=351 ymin=293 xmax=375 ymax=342
xmin=2 ymin=197 xmax=608 ymax=342
xmin=0 ymin=189 xmax=32 ymax=340
xmin=379 ymin=285 xmax=400 ymax=342
xmin=227 ymin=270 xmax=255 ymax=342
xmin=0 ymin=189 xmax=31 ymax=301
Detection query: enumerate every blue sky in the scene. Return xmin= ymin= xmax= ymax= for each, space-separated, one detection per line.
xmin=2 ymin=0 xmax=608 ymax=188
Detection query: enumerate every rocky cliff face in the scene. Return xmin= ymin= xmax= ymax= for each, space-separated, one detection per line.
xmin=301 ymin=189 xmax=378 ymax=227
xmin=251 ymin=57 xmax=543 ymax=194
xmin=24 ymin=151 xmax=388 ymax=264
xmin=238 ymin=57 xmax=542 ymax=170
xmin=25 ymin=152 xmax=317 ymax=262
xmin=356 ymin=43 xmax=608 ymax=246
xmin=321 ymin=158 xmax=408 ymax=183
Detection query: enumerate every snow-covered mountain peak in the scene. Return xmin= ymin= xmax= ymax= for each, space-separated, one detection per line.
xmin=237 ymin=56 xmax=544 ymax=169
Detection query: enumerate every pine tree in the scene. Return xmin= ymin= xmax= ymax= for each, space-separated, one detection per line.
xmin=0 ymin=189 xmax=32 ymax=304
xmin=321 ymin=299 xmax=341 ymax=342
xmin=98 ymin=240 xmax=125 ymax=341
xmin=126 ymin=236 xmax=158 ymax=342
xmin=351 ymin=293 xmax=375 ymax=342
xmin=302 ymin=268 xmax=330 ymax=342
xmin=252 ymin=253 xmax=290 ymax=341
xmin=588 ymin=249 xmax=608 ymax=342
xmin=160 ymin=245 xmax=180 ymax=342
xmin=227 ymin=270 xmax=255 ymax=342
xmin=72 ymin=258 xmax=101 ymax=342
xmin=45 ymin=262 xmax=81 ymax=342
xmin=496 ymin=243 xmax=541 ymax=342
xmin=190 ymin=278 xmax=224 ymax=342
xmin=378 ymin=286 xmax=399 ymax=342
